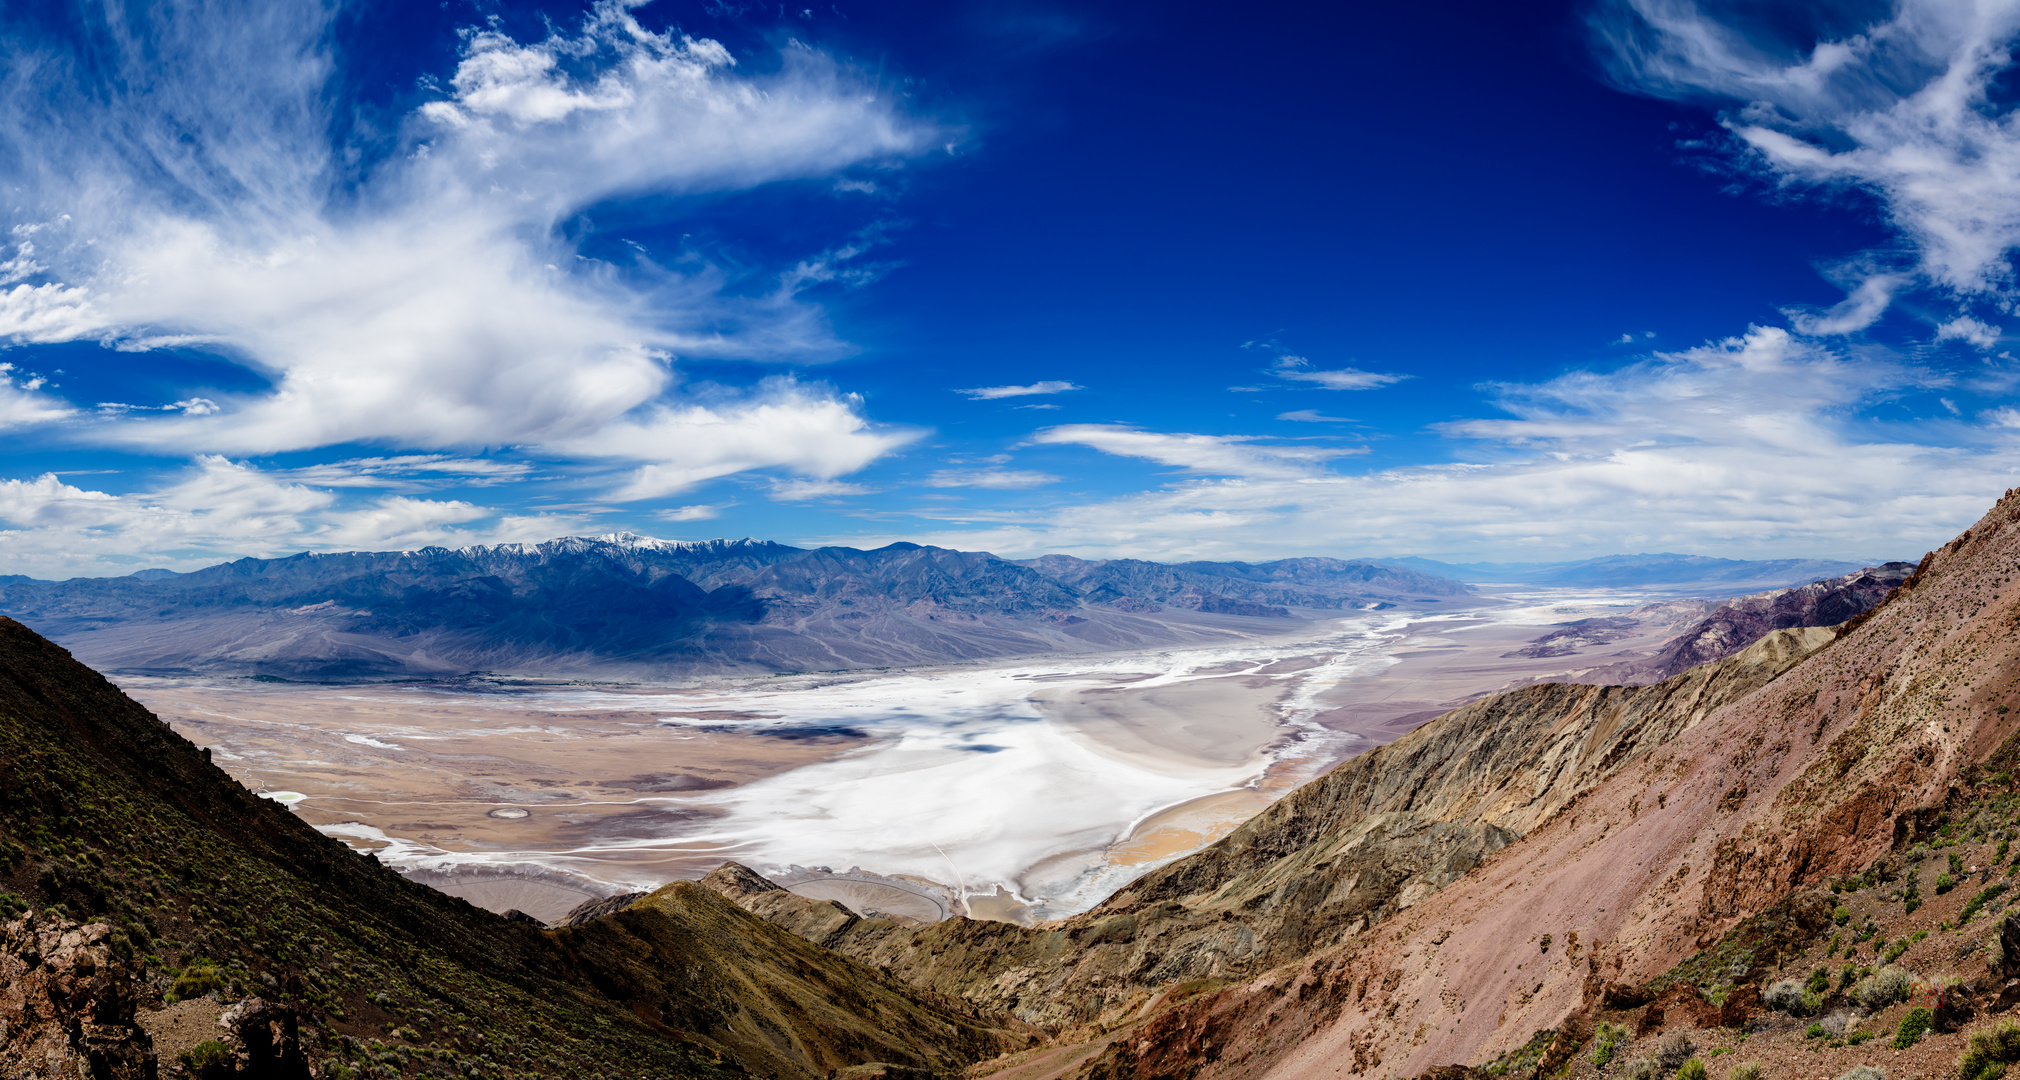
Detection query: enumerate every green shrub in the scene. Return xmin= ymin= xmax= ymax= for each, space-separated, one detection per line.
xmin=1765 ymin=979 xmax=1811 ymax=1015
xmin=1954 ymin=852 xmax=1969 ymax=874
xmin=1591 ymin=1022 xmax=1627 ymax=1068
xmin=1964 ymin=884 xmax=2010 ymax=924
xmin=182 ymin=1040 xmax=233 ymax=1078
xmin=1849 ymin=1031 xmax=1876 ymax=1046
xmin=1939 ymin=873 xmax=1959 ymax=894
xmin=1835 ymin=905 xmax=1854 ymax=925
xmin=1808 ymin=1022 xmax=1828 ymax=1040
xmin=168 ymin=961 xmax=222 ymax=1003
xmin=1894 ymin=1007 xmax=1934 ymax=1049
xmin=1961 ymin=1019 xmax=2020 ymax=1080
xmin=1854 ymin=966 xmax=1915 ymax=1011
xmin=1678 ymin=1059 xmax=1707 ymax=1080
xmin=1726 ymin=1064 xmax=1761 ymax=1080
xmin=1807 ymin=967 xmax=1832 ymax=994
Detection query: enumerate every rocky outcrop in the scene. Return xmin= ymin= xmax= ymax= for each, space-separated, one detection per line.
xmin=556 ymin=891 xmax=646 ymax=928
xmin=0 ymin=914 xmax=154 ymax=1079
xmin=1581 ymin=562 xmax=1914 ymax=684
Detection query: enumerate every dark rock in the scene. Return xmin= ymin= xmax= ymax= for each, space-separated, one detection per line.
xmin=1935 ymin=983 xmax=1979 ymax=1033
xmin=500 ymin=909 xmax=545 ymax=926
xmin=2001 ymin=914 xmax=2020 ymax=980
xmin=556 ymin=892 xmax=648 ymax=928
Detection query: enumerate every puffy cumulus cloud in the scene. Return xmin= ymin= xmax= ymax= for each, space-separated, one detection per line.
xmin=0 ymin=0 xmax=931 ymax=489
xmin=873 ymin=328 xmax=2018 ymax=561
xmin=0 ymin=458 xmax=589 ymax=578
xmin=1594 ymin=0 xmax=2020 ymax=330
xmin=1030 ymin=425 xmax=1368 ymax=480
xmin=556 ymin=378 xmax=921 ymax=501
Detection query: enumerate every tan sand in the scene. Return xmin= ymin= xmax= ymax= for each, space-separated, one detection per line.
xmin=1030 ymin=676 xmax=1288 ymax=772
xmin=116 ymin=677 xmax=866 ymax=899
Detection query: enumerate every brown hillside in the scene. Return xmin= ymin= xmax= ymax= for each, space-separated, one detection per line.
xmin=1003 ymin=488 xmax=2020 ymax=1080
xmin=0 ymin=617 xmax=1025 ymax=1078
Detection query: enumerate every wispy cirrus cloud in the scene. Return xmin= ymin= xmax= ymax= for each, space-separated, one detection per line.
xmin=0 ymin=0 xmax=932 ymax=502
xmin=1593 ymin=0 xmax=2020 ymax=335
xmin=1030 ymin=424 xmax=1366 ymax=480
xmin=1270 ymin=355 xmax=1408 ymax=390
xmin=887 ymin=327 xmax=2008 ymax=561
xmin=955 ymin=380 xmax=1082 ymax=400
xmin=922 ymin=468 xmax=1060 ymax=489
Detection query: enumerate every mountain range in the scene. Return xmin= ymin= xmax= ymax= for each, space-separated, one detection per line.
xmin=0 ymin=536 xmax=1469 ymax=679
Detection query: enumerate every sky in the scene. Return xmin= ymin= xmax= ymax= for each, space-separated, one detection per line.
xmin=3 ymin=0 xmax=2020 ymax=576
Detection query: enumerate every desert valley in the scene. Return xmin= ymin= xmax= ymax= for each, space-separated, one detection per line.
xmin=5 ymin=2 xmax=2019 ymax=1080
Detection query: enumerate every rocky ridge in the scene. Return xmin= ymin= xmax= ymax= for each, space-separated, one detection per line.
xmin=1575 ymin=562 xmax=1916 ymax=685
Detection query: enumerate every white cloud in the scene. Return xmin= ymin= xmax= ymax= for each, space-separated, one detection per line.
xmin=557 ymin=378 xmax=920 ymax=501
xmin=1030 ymin=425 xmax=1367 ymax=480
xmin=1277 ymin=409 xmax=1354 ymax=423
xmin=877 ymin=327 xmax=2012 ymax=561
xmin=0 ymin=363 xmax=73 ymax=430
xmin=1937 ymin=314 xmax=2004 ymax=349
xmin=768 ymin=478 xmax=877 ymax=500
xmin=955 ymin=380 xmax=1082 ymax=399
xmin=1785 ymin=272 xmax=1907 ymax=336
xmin=0 ymin=0 xmax=933 ymax=492
xmin=0 ymin=458 xmax=592 ymax=577
xmin=1270 ymin=354 xmax=1408 ymax=391
xmin=279 ymin=456 xmax=536 ymax=489
xmin=657 ymin=504 xmax=723 ymax=521
xmin=922 ymin=468 xmax=1060 ymax=489
xmin=1595 ymin=0 xmax=2020 ymax=320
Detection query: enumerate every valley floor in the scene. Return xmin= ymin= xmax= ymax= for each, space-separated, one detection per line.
xmin=113 ymin=584 xmax=1739 ymax=925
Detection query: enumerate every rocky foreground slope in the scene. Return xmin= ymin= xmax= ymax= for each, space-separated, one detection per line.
xmin=0 ymin=536 xmax=1465 ymax=679
xmin=0 ymin=616 xmax=1030 ymax=1079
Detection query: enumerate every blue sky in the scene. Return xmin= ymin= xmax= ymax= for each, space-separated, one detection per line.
xmin=1 ymin=0 xmax=2018 ymax=576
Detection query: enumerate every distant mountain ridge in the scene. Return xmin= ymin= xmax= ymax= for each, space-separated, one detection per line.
xmin=1379 ymin=551 xmax=1877 ymax=589
xmin=0 ymin=535 xmax=1466 ymax=679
